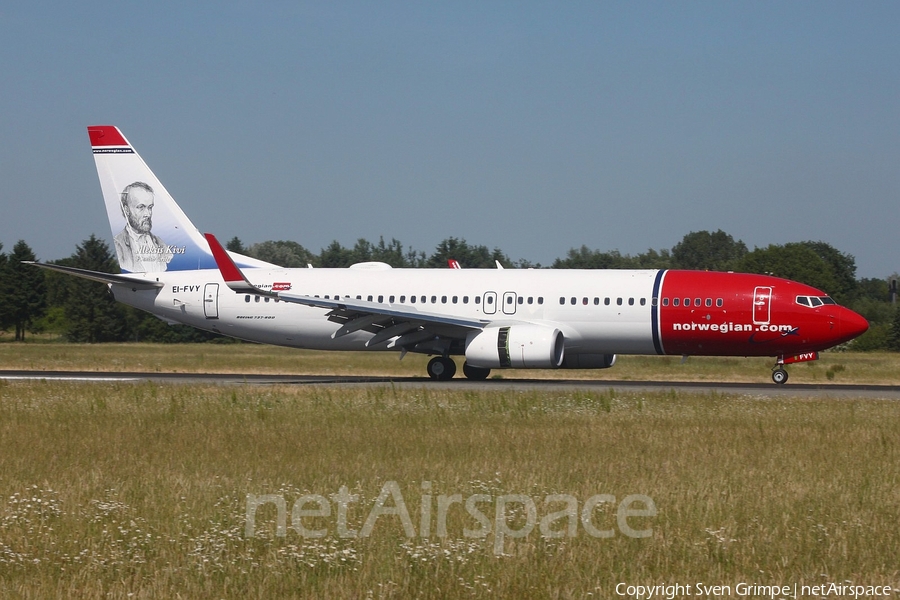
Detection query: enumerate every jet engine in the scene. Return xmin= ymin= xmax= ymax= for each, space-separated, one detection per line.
xmin=465 ymin=325 xmax=565 ymax=369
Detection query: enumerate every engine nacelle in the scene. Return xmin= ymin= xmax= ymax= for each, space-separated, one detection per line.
xmin=561 ymin=353 xmax=617 ymax=369
xmin=465 ymin=325 xmax=565 ymax=369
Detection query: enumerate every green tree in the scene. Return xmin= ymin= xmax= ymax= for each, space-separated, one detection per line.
xmin=0 ymin=242 xmax=10 ymax=334
xmin=64 ymin=235 xmax=127 ymax=343
xmin=426 ymin=237 xmax=510 ymax=269
xmin=552 ymin=246 xmax=669 ymax=269
xmin=350 ymin=237 xmax=412 ymax=267
xmin=738 ymin=243 xmax=839 ymax=294
xmin=671 ymin=230 xmax=747 ymax=271
xmin=225 ymin=236 xmax=246 ymax=253
xmin=6 ymin=240 xmax=47 ymax=340
xmin=246 ymin=240 xmax=317 ymax=268
xmin=554 ymin=246 xmax=632 ymax=269
xmin=318 ymin=240 xmax=354 ymax=268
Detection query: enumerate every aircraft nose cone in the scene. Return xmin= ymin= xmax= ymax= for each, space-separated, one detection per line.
xmin=841 ymin=308 xmax=869 ymax=342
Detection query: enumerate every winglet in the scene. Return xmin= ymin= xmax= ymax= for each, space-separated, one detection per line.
xmin=448 ymin=259 xmax=461 ymax=269
xmin=205 ymin=233 xmax=271 ymax=295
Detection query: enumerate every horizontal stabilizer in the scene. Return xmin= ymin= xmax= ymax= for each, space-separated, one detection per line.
xmin=24 ymin=261 xmax=164 ymax=289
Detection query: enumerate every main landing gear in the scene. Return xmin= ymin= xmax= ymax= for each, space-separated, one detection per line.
xmin=426 ymin=356 xmax=456 ymax=381
xmin=426 ymin=357 xmax=492 ymax=381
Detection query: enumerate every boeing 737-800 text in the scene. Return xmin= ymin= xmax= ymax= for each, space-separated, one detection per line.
xmin=30 ymin=126 xmax=869 ymax=384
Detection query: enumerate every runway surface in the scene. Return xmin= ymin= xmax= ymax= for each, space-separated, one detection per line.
xmin=2 ymin=369 xmax=899 ymax=398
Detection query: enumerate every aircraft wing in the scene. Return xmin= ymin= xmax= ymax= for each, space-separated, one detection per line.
xmin=24 ymin=261 xmax=164 ymax=289
xmin=204 ymin=234 xmax=488 ymax=349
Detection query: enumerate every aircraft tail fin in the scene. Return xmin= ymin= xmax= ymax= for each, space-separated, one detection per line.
xmin=88 ymin=126 xmax=274 ymax=274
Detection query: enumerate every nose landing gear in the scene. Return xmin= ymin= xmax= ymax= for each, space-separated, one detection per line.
xmin=771 ymin=366 xmax=789 ymax=385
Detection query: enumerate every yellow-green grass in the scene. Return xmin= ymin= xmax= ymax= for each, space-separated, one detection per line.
xmin=1 ymin=342 xmax=899 ymax=384
xmin=0 ymin=381 xmax=898 ymax=598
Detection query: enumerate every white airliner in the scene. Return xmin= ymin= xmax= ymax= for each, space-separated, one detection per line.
xmin=30 ymin=126 xmax=869 ymax=384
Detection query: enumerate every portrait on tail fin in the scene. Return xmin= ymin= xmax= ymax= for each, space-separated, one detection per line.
xmin=113 ymin=181 xmax=172 ymax=272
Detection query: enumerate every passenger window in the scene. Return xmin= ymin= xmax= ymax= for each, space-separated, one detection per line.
xmin=255 ymin=296 xmax=260 ymax=303
xmin=684 ymin=298 xmax=690 ymax=306
xmin=463 ymin=296 xmax=469 ymax=304
xmin=356 ymin=295 xmax=362 ymax=300
xmin=475 ymin=296 xmax=481 ymax=304
xmin=421 ymin=296 xmax=426 ymax=303
xmin=452 ymin=296 xmax=458 ymax=304
xmin=594 ymin=297 xmax=599 ymax=305
xmin=673 ymin=298 xmax=679 ymax=307
xmin=411 ymin=296 xmax=416 ymax=304
xmin=441 ymin=296 xmax=447 ymax=303
xmin=604 ymin=298 xmax=610 ymax=305
xmin=367 ymin=295 xmax=373 ymax=302
xmin=517 ymin=296 xmax=524 ymax=304
xmin=265 ymin=297 xmax=270 ymax=303
xmin=389 ymin=295 xmax=395 ymax=303
xmin=571 ymin=297 xmax=577 ymax=305
xmin=705 ymin=298 xmax=712 ymax=307
xmin=245 ymin=295 xmax=250 ymax=303
xmin=538 ymin=297 xmax=543 ymax=304
xmin=400 ymin=295 xmax=406 ymax=303
xmin=431 ymin=296 xmax=437 ymax=303
xmin=527 ymin=297 xmax=533 ymax=305
xmin=378 ymin=295 xmax=384 ymax=303
xmin=583 ymin=297 xmax=588 ymax=305
xmin=640 ymin=298 xmax=646 ymax=306
xmin=694 ymin=298 xmax=701 ymax=307
xmin=716 ymin=299 xmax=723 ymax=307
xmin=560 ymin=297 xmax=565 ymax=305
xmin=662 ymin=298 xmax=669 ymax=306
xmin=617 ymin=298 xmax=623 ymax=306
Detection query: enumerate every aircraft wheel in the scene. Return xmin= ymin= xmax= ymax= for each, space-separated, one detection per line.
xmin=427 ymin=356 xmax=457 ymax=381
xmin=772 ymin=368 xmax=788 ymax=385
xmin=463 ymin=362 xmax=491 ymax=381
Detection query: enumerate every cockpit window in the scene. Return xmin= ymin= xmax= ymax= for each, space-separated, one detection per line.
xmin=796 ymin=295 xmax=836 ymax=307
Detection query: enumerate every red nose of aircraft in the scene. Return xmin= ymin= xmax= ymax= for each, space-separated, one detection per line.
xmin=839 ymin=307 xmax=869 ymax=345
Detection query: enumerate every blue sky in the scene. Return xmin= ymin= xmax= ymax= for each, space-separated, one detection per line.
xmin=1 ymin=2 xmax=898 ymax=278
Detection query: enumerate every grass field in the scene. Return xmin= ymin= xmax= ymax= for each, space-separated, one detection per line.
xmin=2 ymin=342 xmax=900 ymax=385
xmin=1 ymin=377 xmax=899 ymax=598
xmin=1 ymin=345 xmax=899 ymax=597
